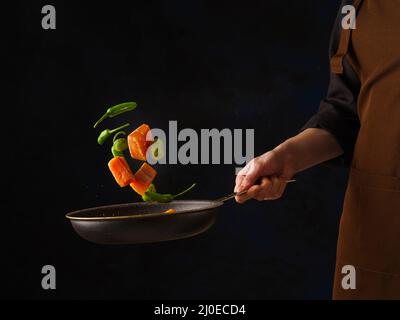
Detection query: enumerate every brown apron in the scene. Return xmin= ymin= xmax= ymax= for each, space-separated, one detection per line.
xmin=331 ymin=0 xmax=400 ymax=299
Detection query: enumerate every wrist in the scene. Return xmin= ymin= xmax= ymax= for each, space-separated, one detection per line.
xmin=272 ymin=140 xmax=297 ymax=175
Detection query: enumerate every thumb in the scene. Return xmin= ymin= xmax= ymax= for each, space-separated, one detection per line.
xmin=240 ymin=161 xmax=261 ymax=191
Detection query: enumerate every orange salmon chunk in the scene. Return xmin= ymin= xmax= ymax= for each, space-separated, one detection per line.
xmin=128 ymin=124 xmax=153 ymax=161
xmin=130 ymin=162 xmax=157 ymax=195
xmin=108 ymin=156 xmax=135 ymax=187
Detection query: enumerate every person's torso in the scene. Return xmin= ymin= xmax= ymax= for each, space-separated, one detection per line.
xmin=349 ymin=0 xmax=400 ymax=177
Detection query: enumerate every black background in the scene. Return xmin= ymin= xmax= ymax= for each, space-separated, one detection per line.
xmin=10 ymin=0 xmax=349 ymax=299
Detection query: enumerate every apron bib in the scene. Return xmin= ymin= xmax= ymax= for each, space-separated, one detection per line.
xmin=331 ymin=0 xmax=400 ymax=299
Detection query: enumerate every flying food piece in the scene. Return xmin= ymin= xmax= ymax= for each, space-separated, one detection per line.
xmin=97 ymin=123 xmax=130 ymax=145
xmin=108 ymin=156 xmax=135 ymax=187
xmin=142 ymin=183 xmax=197 ymax=203
xmin=93 ymin=102 xmax=137 ymax=128
xmin=128 ymin=124 xmax=153 ymax=161
xmin=130 ymin=162 xmax=157 ymax=195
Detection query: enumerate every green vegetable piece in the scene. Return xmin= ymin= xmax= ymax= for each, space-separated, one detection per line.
xmin=141 ymin=193 xmax=152 ymax=202
xmin=111 ymin=131 xmax=128 ymax=152
xmin=147 ymin=184 xmax=157 ymax=193
xmin=142 ymin=183 xmax=196 ymax=203
xmin=173 ymin=183 xmax=196 ymax=198
xmin=112 ymin=131 xmax=126 ymax=143
xmin=141 ymin=184 xmax=157 ymax=202
xmin=143 ymin=191 xmax=174 ymax=203
xmin=93 ymin=102 xmax=137 ymax=128
xmin=97 ymin=123 xmax=130 ymax=145
xmin=114 ymin=138 xmax=128 ymax=152
xmin=111 ymin=145 xmax=124 ymax=157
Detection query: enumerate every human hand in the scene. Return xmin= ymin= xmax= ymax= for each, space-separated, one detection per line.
xmin=234 ymin=148 xmax=295 ymax=203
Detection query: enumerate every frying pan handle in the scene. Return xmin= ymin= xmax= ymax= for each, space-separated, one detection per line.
xmin=216 ymin=179 xmax=296 ymax=203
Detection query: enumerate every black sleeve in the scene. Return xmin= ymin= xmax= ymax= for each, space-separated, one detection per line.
xmin=301 ymin=1 xmax=361 ymax=167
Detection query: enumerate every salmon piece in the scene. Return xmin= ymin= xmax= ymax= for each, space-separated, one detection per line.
xmin=128 ymin=124 xmax=153 ymax=161
xmin=130 ymin=162 xmax=157 ymax=195
xmin=163 ymin=209 xmax=176 ymax=214
xmin=108 ymin=156 xmax=135 ymax=187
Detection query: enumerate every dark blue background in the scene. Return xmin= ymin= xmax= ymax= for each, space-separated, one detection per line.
xmin=11 ymin=0 xmax=348 ymax=299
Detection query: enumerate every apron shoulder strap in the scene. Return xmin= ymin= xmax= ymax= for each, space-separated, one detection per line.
xmin=330 ymin=0 xmax=364 ymax=74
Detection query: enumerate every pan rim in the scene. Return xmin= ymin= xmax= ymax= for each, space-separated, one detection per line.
xmin=65 ymin=200 xmax=223 ymax=221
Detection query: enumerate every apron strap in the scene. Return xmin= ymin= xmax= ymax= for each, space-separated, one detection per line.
xmin=330 ymin=0 xmax=364 ymax=74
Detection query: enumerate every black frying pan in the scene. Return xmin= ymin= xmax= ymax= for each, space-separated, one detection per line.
xmin=66 ymin=180 xmax=295 ymax=244
xmin=66 ymin=200 xmax=225 ymax=244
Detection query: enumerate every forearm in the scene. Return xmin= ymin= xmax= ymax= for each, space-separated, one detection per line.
xmin=274 ymin=128 xmax=344 ymax=174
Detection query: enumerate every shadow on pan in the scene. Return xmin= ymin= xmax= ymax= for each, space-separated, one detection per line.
xmin=66 ymin=200 xmax=224 ymax=245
